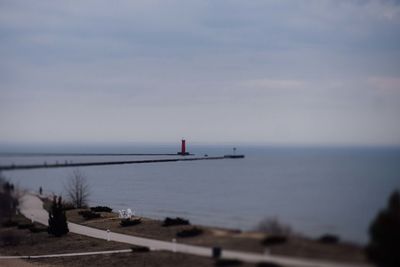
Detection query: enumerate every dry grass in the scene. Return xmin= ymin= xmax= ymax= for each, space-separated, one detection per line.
xmin=67 ymin=209 xmax=266 ymax=253
xmin=0 ymin=225 xmax=258 ymax=267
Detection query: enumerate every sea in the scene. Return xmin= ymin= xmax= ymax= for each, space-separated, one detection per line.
xmin=1 ymin=144 xmax=399 ymax=245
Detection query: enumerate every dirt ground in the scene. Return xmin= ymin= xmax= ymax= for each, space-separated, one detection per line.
xmin=0 ymin=258 xmax=55 ymax=267
xmin=66 ymin=209 xmax=368 ymax=264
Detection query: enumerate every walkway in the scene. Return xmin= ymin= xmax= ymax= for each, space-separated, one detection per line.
xmin=0 ymin=156 xmax=225 ymax=171
xmin=19 ymin=194 xmax=370 ymax=267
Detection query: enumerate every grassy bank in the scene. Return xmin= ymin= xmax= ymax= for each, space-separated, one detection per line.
xmin=66 ymin=208 xmax=367 ymax=264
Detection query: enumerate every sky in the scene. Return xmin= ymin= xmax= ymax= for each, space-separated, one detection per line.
xmin=1 ymin=0 xmax=400 ymax=146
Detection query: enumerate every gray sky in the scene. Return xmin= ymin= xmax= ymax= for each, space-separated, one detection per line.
xmin=1 ymin=0 xmax=400 ymax=145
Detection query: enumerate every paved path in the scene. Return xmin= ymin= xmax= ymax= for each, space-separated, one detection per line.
xmin=19 ymin=194 xmax=371 ymax=267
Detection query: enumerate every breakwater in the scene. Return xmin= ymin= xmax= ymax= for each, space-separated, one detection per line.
xmin=0 ymin=156 xmax=225 ymax=171
xmin=0 ymin=153 xmax=193 ymax=157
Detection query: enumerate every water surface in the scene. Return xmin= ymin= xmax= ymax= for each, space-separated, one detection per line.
xmin=2 ymin=145 xmax=399 ymax=244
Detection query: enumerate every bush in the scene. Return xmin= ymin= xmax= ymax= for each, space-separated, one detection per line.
xmin=176 ymin=227 xmax=203 ymax=238
xmin=131 ymin=246 xmax=150 ymax=252
xmin=215 ymin=259 xmax=243 ymax=266
xmin=78 ymin=210 xmax=101 ymax=220
xmin=29 ymin=225 xmax=48 ymax=233
xmin=0 ymin=178 xmax=19 ymax=223
xmin=256 ymin=262 xmax=282 ymax=267
xmin=17 ymin=222 xmax=34 ymax=229
xmin=162 ymin=217 xmax=190 ymax=227
xmin=318 ymin=234 xmax=340 ymax=244
xmin=366 ymin=190 xmax=400 ymax=267
xmin=90 ymin=206 xmax=112 ymax=212
xmin=48 ymin=196 xmax=69 ymax=237
xmin=261 ymin=235 xmax=288 ymax=246
xmin=120 ymin=218 xmax=142 ymax=227
xmin=62 ymin=202 xmax=76 ymax=211
xmin=2 ymin=220 xmax=18 ymax=227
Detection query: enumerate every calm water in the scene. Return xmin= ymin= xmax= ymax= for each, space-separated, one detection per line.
xmin=1 ymin=145 xmax=399 ymax=244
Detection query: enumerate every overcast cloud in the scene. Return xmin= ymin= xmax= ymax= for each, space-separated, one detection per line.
xmin=1 ymin=0 xmax=400 ymax=145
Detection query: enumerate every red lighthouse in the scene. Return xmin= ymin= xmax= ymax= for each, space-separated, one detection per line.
xmin=178 ymin=139 xmax=189 ymax=155
xmin=181 ymin=139 xmax=186 ymax=154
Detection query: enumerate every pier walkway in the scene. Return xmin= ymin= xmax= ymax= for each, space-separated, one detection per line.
xmin=18 ymin=194 xmax=370 ymax=267
xmin=0 ymin=156 xmax=224 ymax=171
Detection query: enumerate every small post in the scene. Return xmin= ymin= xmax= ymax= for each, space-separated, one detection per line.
xmin=212 ymin=247 xmax=221 ymax=259
xmin=107 ymin=229 xmax=110 ymax=241
xmin=31 ymin=213 xmax=34 ymax=223
xmin=172 ymin=238 xmax=177 ymax=253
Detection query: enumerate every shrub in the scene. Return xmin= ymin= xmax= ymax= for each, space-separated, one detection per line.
xmin=256 ymin=262 xmax=282 ymax=267
xmin=17 ymin=223 xmax=34 ymax=229
xmin=62 ymin=202 xmax=76 ymax=211
xmin=48 ymin=196 xmax=69 ymax=237
xmin=120 ymin=218 xmax=142 ymax=227
xmin=366 ymin=190 xmax=400 ymax=267
xmin=29 ymin=225 xmax=48 ymax=233
xmin=176 ymin=227 xmax=203 ymax=238
xmin=78 ymin=210 xmax=101 ymax=220
xmin=318 ymin=234 xmax=340 ymax=244
xmin=0 ymin=177 xmax=19 ymax=223
xmin=215 ymin=259 xmax=243 ymax=266
xmin=261 ymin=235 xmax=288 ymax=246
xmin=131 ymin=246 xmax=150 ymax=252
xmin=90 ymin=206 xmax=112 ymax=212
xmin=2 ymin=220 xmax=18 ymax=227
xmin=162 ymin=217 xmax=190 ymax=227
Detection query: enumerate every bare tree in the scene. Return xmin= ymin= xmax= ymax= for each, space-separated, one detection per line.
xmin=256 ymin=217 xmax=292 ymax=236
xmin=65 ymin=169 xmax=90 ymax=208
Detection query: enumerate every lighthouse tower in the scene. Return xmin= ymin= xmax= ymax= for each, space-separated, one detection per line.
xmin=177 ymin=139 xmax=189 ymax=155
